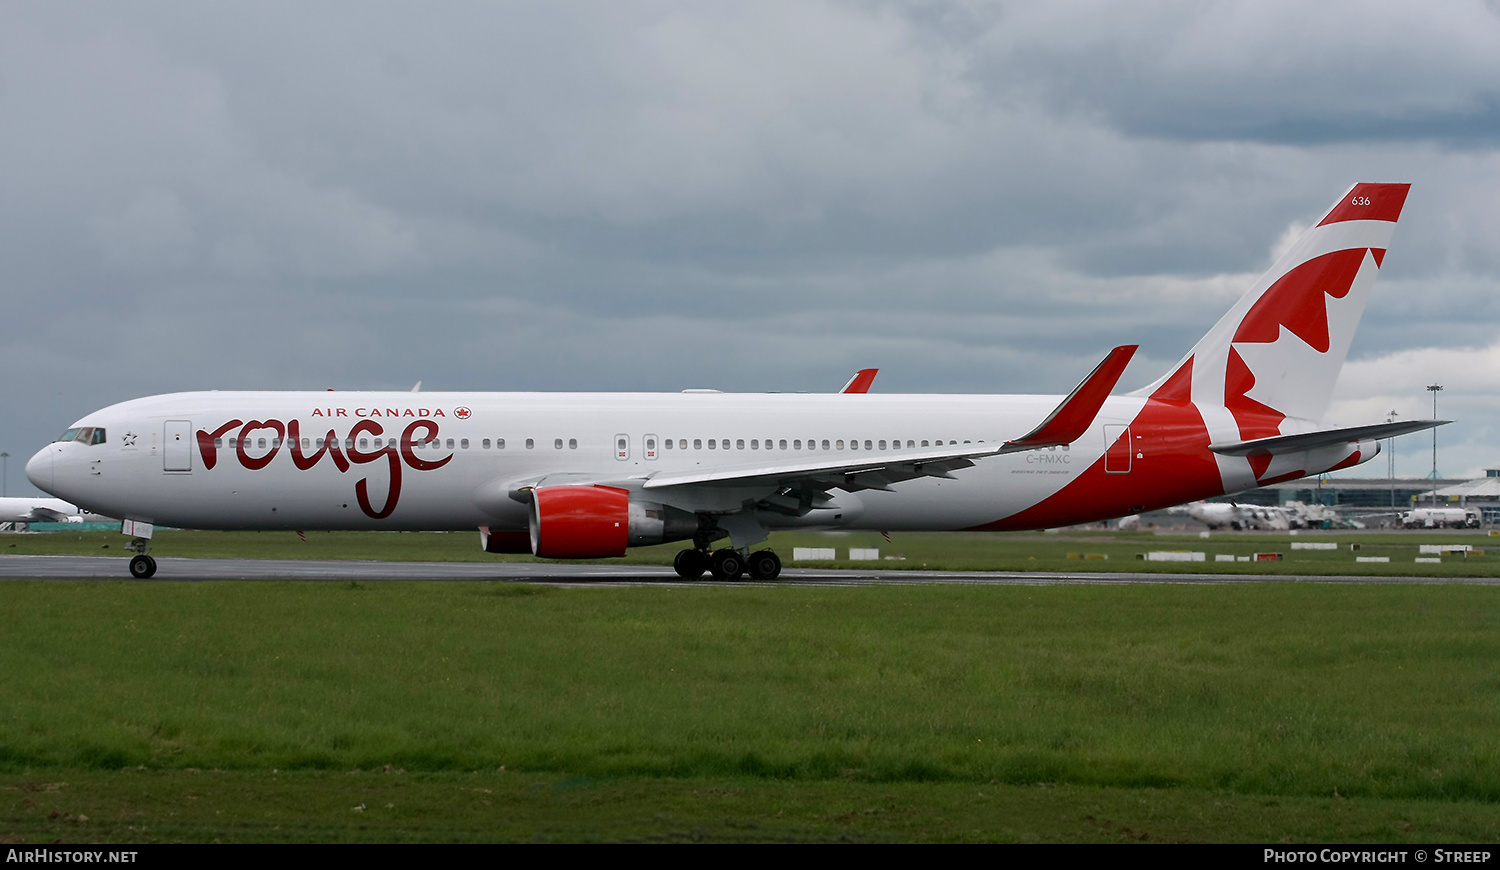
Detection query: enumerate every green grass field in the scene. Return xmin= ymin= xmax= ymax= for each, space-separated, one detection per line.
xmin=1 ymin=558 xmax=1499 ymax=842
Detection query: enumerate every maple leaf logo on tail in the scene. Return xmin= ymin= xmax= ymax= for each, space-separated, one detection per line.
xmin=1131 ymin=182 xmax=1410 ymax=485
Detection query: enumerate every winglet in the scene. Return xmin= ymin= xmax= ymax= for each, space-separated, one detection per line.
xmin=1000 ymin=346 xmax=1137 ymax=453
xmin=840 ymin=368 xmax=878 ymax=394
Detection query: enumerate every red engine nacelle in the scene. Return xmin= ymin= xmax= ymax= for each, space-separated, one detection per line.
xmin=529 ymin=485 xmax=630 ymax=559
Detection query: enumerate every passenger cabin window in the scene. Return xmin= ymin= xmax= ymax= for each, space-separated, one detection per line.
xmin=461 ymin=438 xmax=470 ymax=449
xmin=525 ymin=439 xmax=534 ymax=449
xmin=570 ymin=438 xmax=578 ymax=450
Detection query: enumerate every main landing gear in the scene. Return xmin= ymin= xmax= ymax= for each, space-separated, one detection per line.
xmin=125 ymin=536 xmax=156 ymax=579
xmin=673 ymin=547 xmax=781 ymax=581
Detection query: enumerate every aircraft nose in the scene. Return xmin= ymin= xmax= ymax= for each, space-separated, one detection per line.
xmin=25 ymin=446 xmax=52 ymax=492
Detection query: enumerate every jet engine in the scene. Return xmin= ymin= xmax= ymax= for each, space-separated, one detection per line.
xmin=528 ymin=485 xmax=697 ymax=558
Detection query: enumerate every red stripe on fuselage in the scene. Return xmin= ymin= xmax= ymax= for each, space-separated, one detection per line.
xmin=969 ymin=373 xmax=1222 ymax=531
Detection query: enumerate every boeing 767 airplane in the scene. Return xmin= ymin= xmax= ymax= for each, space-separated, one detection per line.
xmin=27 ymin=183 xmax=1442 ymax=579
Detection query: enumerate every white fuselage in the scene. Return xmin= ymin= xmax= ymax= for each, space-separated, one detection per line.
xmin=28 ymin=389 xmax=1174 ymax=534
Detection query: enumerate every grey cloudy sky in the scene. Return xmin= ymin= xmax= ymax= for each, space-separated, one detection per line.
xmin=3 ymin=0 xmax=1499 ymax=496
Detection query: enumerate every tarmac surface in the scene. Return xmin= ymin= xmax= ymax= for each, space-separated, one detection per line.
xmin=1 ymin=554 xmax=1493 ymax=586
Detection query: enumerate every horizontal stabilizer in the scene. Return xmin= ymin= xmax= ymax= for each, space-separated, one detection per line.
xmin=999 ymin=346 xmax=1137 ymax=454
xmin=1208 ymin=419 xmax=1448 ymax=457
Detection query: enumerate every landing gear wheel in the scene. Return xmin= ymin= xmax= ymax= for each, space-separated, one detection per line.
xmin=710 ymin=549 xmax=744 ymax=581
xmin=747 ymin=550 xmax=781 ymax=580
xmin=673 ymin=548 xmax=708 ymax=579
xmin=128 ymin=554 xmax=157 ymax=579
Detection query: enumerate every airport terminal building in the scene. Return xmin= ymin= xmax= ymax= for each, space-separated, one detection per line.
xmin=1230 ymin=470 xmax=1500 ymax=526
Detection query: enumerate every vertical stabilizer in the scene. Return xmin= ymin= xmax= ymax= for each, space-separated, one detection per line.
xmin=1134 ymin=183 xmax=1410 ymax=438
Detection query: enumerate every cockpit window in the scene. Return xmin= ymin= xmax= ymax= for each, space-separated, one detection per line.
xmin=58 ymin=427 xmax=105 ymax=445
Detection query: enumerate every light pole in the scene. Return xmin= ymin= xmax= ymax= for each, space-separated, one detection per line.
xmin=0 ymin=452 xmax=7 ymax=498
xmin=1427 ymin=384 xmax=1443 ymax=506
xmin=1386 ymin=410 xmax=1398 ymax=509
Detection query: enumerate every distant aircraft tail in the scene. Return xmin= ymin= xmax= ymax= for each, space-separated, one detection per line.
xmin=1133 ymin=182 xmax=1411 ymax=436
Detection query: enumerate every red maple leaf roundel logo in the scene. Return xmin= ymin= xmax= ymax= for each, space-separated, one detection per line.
xmin=454 ymin=406 xmax=472 ymax=419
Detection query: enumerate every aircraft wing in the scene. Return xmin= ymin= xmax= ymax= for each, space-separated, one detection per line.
xmin=643 ymin=441 xmax=999 ymax=493
xmin=1208 ymin=419 xmax=1448 ymax=457
xmin=637 ymin=345 xmax=1138 ymax=513
xmin=488 ymin=345 xmax=1140 ymax=518
xmin=484 ymin=441 xmax=1002 ymax=519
